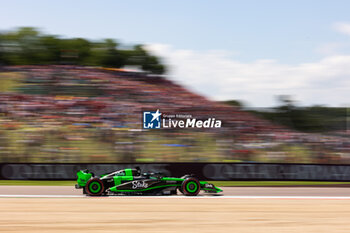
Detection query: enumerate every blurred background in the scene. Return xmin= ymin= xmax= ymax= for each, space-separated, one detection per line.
xmin=0 ymin=1 xmax=349 ymax=164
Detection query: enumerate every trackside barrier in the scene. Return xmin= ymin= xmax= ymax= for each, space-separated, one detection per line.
xmin=1 ymin=163 xmax=350 ymax=181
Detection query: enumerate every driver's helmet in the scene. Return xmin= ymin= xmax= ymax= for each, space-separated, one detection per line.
xmin=134 ymin=166 xmax=141 ymax=176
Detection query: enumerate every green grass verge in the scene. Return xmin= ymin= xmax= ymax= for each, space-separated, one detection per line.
xmin=0 ymin=180 xmax=349 ymax=186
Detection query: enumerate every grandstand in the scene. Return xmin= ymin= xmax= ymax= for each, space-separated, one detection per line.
xmin=0 ymin=66 xmax=348 ymax=163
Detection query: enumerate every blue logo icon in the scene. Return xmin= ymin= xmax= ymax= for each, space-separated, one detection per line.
xmin=143 ymin=109 xmax=162 ymax=129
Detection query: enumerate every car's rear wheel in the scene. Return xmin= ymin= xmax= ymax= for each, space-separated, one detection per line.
xmin=181 ymin=177 xmax=200 ymax=196
xmin=85 ymin=178 xmax=105 ymax=196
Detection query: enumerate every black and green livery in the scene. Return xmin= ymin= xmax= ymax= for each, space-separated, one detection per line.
xmin=75 ymin=167 xmax=222 ymax=196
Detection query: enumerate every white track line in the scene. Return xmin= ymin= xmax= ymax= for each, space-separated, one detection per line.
xmin=0 ymin=194 xmax=85 ymax=198
xmin=1 ymin=194 xmax=350 ymax=199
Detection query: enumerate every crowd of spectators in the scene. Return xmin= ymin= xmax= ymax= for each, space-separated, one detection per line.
xmin=0 ymin=65 xmax=349 ymax=163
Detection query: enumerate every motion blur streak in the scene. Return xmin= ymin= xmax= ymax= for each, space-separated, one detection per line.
xmin=0 ymin=65 xmax=348 ymax=164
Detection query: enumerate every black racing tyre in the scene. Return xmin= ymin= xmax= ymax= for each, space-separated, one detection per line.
xmin=181 ymin=177 xmax=200 ymax=196
xmin=85 ymin=178 xmax=105 ymax=196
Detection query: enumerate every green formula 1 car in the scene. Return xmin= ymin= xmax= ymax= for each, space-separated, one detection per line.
xmin=75 ymin=167 xmax=222 ymax=196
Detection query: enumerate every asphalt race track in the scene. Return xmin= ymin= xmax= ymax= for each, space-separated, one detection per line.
xmin=1 ymin=186 xmax=350 ymax=232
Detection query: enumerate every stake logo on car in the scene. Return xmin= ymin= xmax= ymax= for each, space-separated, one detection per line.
xmin=132 ymin=180 xmax=148 ymax=189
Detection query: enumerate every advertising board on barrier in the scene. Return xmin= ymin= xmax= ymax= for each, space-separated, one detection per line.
xmin=1 ymin=163 xmax=350 ymax=181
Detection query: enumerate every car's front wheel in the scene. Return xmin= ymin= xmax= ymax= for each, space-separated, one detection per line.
xmin=181 ymin=177 xmax=200 ymax=196
xmin=85 ymin=178 xmax=105 ymax=196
